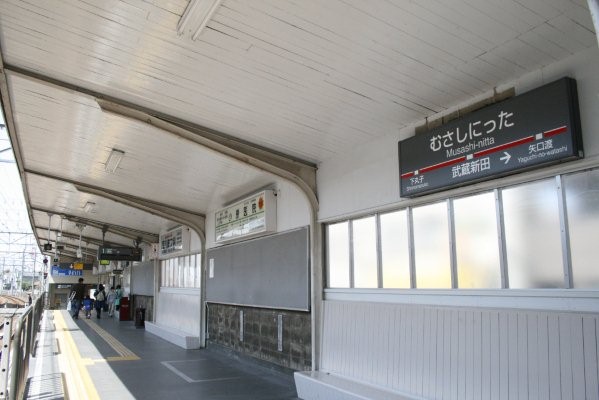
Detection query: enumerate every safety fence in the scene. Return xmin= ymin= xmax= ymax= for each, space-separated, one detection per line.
xmin=0 ymin=295 xmax=44 ymax=400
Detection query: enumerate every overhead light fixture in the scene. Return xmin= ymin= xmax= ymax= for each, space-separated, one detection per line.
xmin=105 ymin=148 xmax=125 ymax=173
xmin=83 ymin=201 xmax=96 ymax=213
xmin=177 ymin=0 xmax=224 ymax=40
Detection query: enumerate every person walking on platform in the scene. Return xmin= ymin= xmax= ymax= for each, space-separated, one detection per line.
xmin=70 ymin=278 xmax=85 ymax=319
xmin=107 ymin=286 xmax=117 ymax=317
xmin=94 ymin=284 xmax=107 ymax=319
xmin=114 ymin=285 xmax=123 ymax=312
xmin=82 ymin=295 xmax=93 ymax=319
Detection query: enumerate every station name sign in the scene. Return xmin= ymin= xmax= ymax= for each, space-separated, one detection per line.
xmin=215 ymin=190 xmax=277 ymax=242
xmin=399 ymin=78 xmax=583 ymax=197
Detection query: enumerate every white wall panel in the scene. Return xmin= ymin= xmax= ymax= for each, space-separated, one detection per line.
xmin=156 ymin=289 xmax=201 ymax=335
xmin=321 ymin=300 xmax=599 ymax=400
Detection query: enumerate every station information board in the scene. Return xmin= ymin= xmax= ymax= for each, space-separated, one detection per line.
xmin=399 ymin=78 xmax=583 ymax=197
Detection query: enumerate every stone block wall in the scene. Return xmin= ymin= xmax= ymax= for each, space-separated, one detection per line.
xmin=207 ymin=303 xmax=311 ymax=371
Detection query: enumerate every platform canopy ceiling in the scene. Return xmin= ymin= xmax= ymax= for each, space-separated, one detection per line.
xmin=0 ymin=0 xmax=596 ymax=262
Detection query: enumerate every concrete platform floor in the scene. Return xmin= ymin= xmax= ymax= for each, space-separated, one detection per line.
xmin=26 ymin=310 xmax=300 ymax=400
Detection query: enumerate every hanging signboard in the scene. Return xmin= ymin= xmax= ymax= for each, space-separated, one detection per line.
xmin=215 ymin=190 xmax=277 ymax=242
xmin=159 ymin=226 xmax=191 ymax=257
xmin=51 ymin=266 xmax=83 ymax=277
xmin=398 ymin=78 xmax=583 ymax=197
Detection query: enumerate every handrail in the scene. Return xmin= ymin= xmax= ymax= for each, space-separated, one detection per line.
xmin=0 ymin=295 xmax=45 ymax=400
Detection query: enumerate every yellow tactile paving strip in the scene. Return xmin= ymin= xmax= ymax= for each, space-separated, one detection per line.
xmin=82 ymin=318 xmax=140 ymax=361
xmin=54 ymin=311 xmax=101 ymax=400
xmin=53 ymin=311 xmax=140 ymax=399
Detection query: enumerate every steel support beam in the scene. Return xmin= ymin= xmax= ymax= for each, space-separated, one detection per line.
xmin=30 ymin=206 xmax=158 ymax=244
xmin=33 ymin=227 xmax=118 ymax=248
xmin=3 ymin=64 xmax=318 ymax=212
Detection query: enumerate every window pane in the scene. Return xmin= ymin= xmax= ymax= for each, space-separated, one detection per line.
xmin=454 ymin=192 xmax=501 ymax=288
xmin=353 ymin=216 xmax=378 ymax=288
xmin=327 ymin=222 xmax=350 ymax=288
xmin=503 ymin=179 xmax=564 ymax=288
xmin=380 ymin=210 xmax=410 ymax=288
xmin=413 ymin=202 xmax=451 ymax=288
xmin=564 ymin=169 xmax=599 ymax=288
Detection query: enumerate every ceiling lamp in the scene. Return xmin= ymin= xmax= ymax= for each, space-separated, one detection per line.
xmin=177 ymin=0 xmax=223 ymax=40
xmin=105 ymin=148 xmax=125 ymax=173
xmin=83 ymin=201 xmax=96 ymax=213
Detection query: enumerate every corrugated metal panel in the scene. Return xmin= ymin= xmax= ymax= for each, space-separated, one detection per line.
xmin=321 ymin=300 xmax=599 ymax=399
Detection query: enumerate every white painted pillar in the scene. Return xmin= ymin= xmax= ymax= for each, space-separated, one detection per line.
xmin=589 ymin=0 xmax=599 ymax=47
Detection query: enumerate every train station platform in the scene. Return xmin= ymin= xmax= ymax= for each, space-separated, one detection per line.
xmin=25 ymin=310 xmax=300 ymax=400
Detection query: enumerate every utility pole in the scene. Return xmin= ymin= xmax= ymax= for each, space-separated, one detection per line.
xmin=32 ymin=247 xmax=36 ymax=295
xmin=21 ymin=248 xmax=25 ymax=294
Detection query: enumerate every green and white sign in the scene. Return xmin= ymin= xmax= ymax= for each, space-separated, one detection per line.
xmin=215 ymin=190 xmax=277 ymax=242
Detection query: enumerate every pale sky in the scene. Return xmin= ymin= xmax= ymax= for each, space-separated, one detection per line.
xmin=1 ymin=110 xmax=41 ymax=282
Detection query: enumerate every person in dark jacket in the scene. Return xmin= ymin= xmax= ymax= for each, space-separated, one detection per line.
xmin=70 ymin=278 xmax=86 ymax=319
xmin=94 ymin=284 xmax=107 ymax=319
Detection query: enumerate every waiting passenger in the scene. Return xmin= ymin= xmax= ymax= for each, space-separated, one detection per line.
xmin=114 ymin=285 xmax=123 ymax=312
xmin=106 ymin=286 xmax=117 ymax=317
xmin=70 ymin=278 xmax=85 ymax=319
xmin=82 ymin=295 xmax=93 ymax=319
xmin=94 ymin=284 xmax=107 ymax=319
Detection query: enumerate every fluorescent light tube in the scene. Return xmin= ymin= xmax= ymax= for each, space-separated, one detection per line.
xmin=83 ymin=201 xmax=96 ymax=213
xmin=105 ymin=148 xmax=124 ymax=173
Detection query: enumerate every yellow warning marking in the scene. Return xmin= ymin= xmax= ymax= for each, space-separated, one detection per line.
xmin=83 ymin=318 xmax=140 ymax=360
xmin=54 ymin=311 xmax=101 ymax=400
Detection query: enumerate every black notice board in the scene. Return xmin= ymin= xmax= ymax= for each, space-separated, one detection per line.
xmin=399 ymin=77 xmax=583 ymax=197
xmin=206 ymin=227 xmax=310 ymax=311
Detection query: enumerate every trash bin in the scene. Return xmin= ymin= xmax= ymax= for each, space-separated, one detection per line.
xmin=119 ymin=297 xmax=130 ymax=321
xmin=135 ymin=307 xmax=146 ymax=328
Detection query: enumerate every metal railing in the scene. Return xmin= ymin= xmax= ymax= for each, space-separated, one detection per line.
xmin=0 ymin=295 xmax=44 ymax=400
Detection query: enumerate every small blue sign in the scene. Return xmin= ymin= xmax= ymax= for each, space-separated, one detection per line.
xmin=51 ymin=266 xmax=83 ymax=277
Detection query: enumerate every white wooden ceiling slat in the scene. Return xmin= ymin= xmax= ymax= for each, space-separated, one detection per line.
xmin=491 ymin=40 xmax=554 ymax=71
xmin=127 ymin=35 xmax=412 ymax=145
xmin=511 ymin=0 xmax=565 ymax=20
xmin=547 ymin=14 xmax=597 ymax=48
xmin=518 ymin=28 xmax=573 ymax=61
xmin=341 ymin=0 xmax=487 ymax=63
xmin=564 ymin=3 xmax=597 ymax=32
xmin=206 ymin=19 xmax=456 ymax=110
xmin=380 ymin=0 xmax=495 ymax=51
xmin=530 ymin=23 xmax=588 ymax=57
xmin=210 ymin=13 xmax=468 ymax=112
xmin=1 ymin=0 xmax=181 ymax=73
xmin=462 ymin=0 xmax=544 ymax=34
xmin=569 ymin=0 xmax=589 ymax=8
xmin=475 ymin=51 xmax=527 ymax=77
xmin=256 ymin=1 xmax=476 ymax=105
xmin=474 ymin=0 xmax=546 ymax=28
xmin=124 ymin=43 xmax=403 ymax=136
xmin=219 ymin=0 xmax=471 ymax=85
xmin=458 ymin=57 xmax=514 ymax=85
xmin=424 ymin=0 xmax=521 ymax=45
xmin=539 ymin=0 xmax=582 ymax=13
xmin=82 ymin=32 xmax=404 ymax=153
xmin=2 ymin=0 xmax=496 ymax=159
xmin=259 ymin=0 xmax=502 ymax=97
